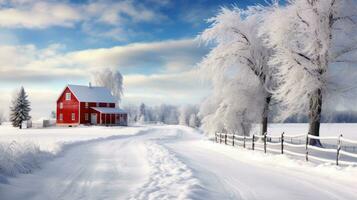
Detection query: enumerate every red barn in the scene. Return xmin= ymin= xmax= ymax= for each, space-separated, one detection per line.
xmin=56 ymin=84 xmax=128 ymax=126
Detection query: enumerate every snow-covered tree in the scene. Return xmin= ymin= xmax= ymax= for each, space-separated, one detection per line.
xmin=155 ymin=104 xmax=179 ymax=124
xmin=0 ymin=109 xmax=5 ymax=125
xmin=188 ymin=113 xmax=200 ymax=128
xmin=139 ymin=103 xmax=147 ymax=123
xmin=10 ymin=87 xmax=31 ymax=129
xmin=92 ymin=68 xmax=124 ymax=104
xmin=260 ymin=0 xmax=357 ymax=144
xmin=179 ymin=106 xmax=189 ymax=125
xmin=198 ymin=5 xmax=273 ymax=136
xmin=50 ymin=111 xmax=56 ymax=119
xmin=200 ymin=78 xmax=264 ymax=136
xmin=178 ymin=105 xmax=199 ymax=127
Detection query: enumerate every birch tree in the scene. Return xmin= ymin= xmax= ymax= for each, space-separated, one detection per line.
xmin=260 ymin=0 xmax=357 ymax=145
xmin=199 ymin=5 xmax=273 ymax=136
xmin=93 ymin=68 xmax=124 ymax=104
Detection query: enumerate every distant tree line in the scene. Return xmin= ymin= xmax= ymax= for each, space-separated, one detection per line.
xmin=283 ymin=111 xmax=357 ymax=123
xmin=123 ymin=103 xmax=200 ymax=128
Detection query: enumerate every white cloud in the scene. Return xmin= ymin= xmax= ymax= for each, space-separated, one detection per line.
xmin=0 ymin=39 xmax=207 ymax=83
xmin=122 ymin=70 xmax=209 ymax=105
xmin=0 ymin=38 xmax=209 ymax=118
xmin=0 ymin=1 xmax=81 ymax=28
xmin=0 ymin=0 xmax=167 ymax=42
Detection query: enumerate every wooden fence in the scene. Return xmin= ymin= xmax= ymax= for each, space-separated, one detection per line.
xmin=215 ymin=132 xmax=357 ymax=166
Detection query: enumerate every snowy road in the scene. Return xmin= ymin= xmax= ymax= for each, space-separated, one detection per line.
xmin=1 ymin=126 xmax=356 ymax=200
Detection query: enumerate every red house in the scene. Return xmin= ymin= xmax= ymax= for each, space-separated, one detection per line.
xmin=56 ymin=84 xmax=128 ymax=126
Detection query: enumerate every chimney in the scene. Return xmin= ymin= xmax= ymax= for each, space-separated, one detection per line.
xmin=89 ymin=82 xmax=92 ymax=88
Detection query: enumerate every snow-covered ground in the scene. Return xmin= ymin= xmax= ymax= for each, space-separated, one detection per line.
xmin=0 ymin=123 xmax=357 ymax=199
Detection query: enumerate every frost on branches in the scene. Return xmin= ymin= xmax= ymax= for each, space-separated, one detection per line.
xmin=92 ymin=68 xmax=124 ymax=104
xmin=260 ymin=0 xmax=357 ymax=142
xmin=10 ymin=87 xmax=31 ymax=129
xmin=198 ymin=5 xmax=272 ymax=136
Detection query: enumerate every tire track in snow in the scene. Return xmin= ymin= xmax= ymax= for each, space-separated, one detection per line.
xmin=129 ymin=141 xmax=201 ymax=200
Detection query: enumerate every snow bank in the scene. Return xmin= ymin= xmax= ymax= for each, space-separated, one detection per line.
xmin=0 ymin=125 xmax=148 ymax=182
xmin=0 ymin=142 xmax=53 ymax=182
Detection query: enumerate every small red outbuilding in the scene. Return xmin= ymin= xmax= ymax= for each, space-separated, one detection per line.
xmin=56 ymin=84 xmax=127 ymax=126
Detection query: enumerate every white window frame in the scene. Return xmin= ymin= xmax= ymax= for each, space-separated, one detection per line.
xmin=59 ymin=113 xmax=63 ymax=121
xmin=85 ymin=102 xmax=89 ymax=108
xmin=65 ymin=93 xmax=71 ymax=101
xmin=85 ymin=113 xmax=88 ymax=121
xmin=71 ymin=113 xmax=75 ymax=121
xmin=59 ymin=102 xmax=63 ymax=109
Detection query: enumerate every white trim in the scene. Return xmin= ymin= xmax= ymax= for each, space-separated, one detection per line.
xmin=65 ymin=93 xmax=71 ymax=100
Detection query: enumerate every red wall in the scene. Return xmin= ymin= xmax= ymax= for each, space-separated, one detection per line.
xmin=56 ymin=86 xmax=124 ymax=126
xmin=57 ymin=87 xmax=79 ymax=125
xmin=80 ymin=102 xmax=115 ymax=124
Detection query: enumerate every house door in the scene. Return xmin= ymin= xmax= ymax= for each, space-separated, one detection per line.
xmin=91 ymin=113 xmax=97 ymax=125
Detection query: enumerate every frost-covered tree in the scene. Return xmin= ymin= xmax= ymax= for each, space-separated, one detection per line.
xmin=199 ymin=5 xmax=273 ymax=136
xmin=50 ymin=111 xmax=56 ymax=119
xmin=260 ymin=0 xmax=357 ymax=144
xmin=10 ymin=87 xmax=31 ymax=129
xmin=179 ymin=105 xmax=200 ymax=126
xmin=179 ymin=106 xmax=189 ymax=125
xmin=93 ymin=68 xmax=124 ymax=104
xmin=0 ymin=109 xmax=5 ymax=125
xmin=200 ymin=78 xmax=264 ymax=136
xmin=188 ymin=113 xmax=200 ymax=128
xmin=138 ymin=103 xmax=148 ymax=123
xmin=123 ymin=104 xmax=139 ymax=123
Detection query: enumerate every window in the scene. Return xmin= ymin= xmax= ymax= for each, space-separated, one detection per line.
xmin=65 ymin=93 xmax=71 ymax=100
xmin=59 ymin=102 xmax=63 ymax=109
xmin=71 ymin=113 xmax=75 ymax=121
xmin=85 ymin=102 xmax=88 ymax=108
xmin=85 ymin=113 xmax=88 ymax=121
xmin=96 ymin=102 xmax=99 ymax=107
xmin=107 ymin=103 xmax=110 ymax=107
xmin=59 ymin=113 xmax=63 ymax=121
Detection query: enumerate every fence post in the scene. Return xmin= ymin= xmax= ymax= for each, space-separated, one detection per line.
xmin=264 ymin=133 xmax=267 ymax=153
xmin=336 ymin=134 xmax=342 ymax=166
xmin=281 ymin=132 xmax=284 ymax=154
xmin=252 ymin=134 xmax=255 ymax=150
xmin=232 ymin=134 xmax=235 ymax=146
xmin=220 ymin=133 xmax=222 ymax=143
xmin=243 ymin=136 xmax=246 ymax=148
xmin=305 ymin=134 xmax=309 ymax=162
xmin=215 ymin=133 xmax=217 ymax=143
xmin=225 ymin=133 xmax=227 ymax=145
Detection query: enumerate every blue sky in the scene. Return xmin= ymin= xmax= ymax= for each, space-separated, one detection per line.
xmin=0 ymin=0 xmax=268 ymax=119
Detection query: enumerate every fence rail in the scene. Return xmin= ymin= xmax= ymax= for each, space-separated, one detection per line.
xmin=214 ymin=132 xmax=357 ymax=166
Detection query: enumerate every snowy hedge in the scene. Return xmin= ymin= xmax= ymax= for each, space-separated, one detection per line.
xmin=0 ymin=141 xmax=53 ymax=180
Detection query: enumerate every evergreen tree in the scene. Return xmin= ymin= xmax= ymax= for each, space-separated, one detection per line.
xmin=10 ymin=87 xmax=31 ymax=128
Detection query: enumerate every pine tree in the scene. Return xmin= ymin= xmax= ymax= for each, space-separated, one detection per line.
xmin=10 ymin=87 xmax=31 ymax=129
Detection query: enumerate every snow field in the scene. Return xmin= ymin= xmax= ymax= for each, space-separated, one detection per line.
xmin=0 ymin=125 xmax=150 ymax=182
xmin=0 ymin=124 xmax=357 ymax=200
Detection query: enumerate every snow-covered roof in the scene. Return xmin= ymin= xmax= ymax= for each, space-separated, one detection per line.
xmin=67 ymin=84 xmax=117 ymax=103
xmin=91 ymin=107 xmax=127 ymax=114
